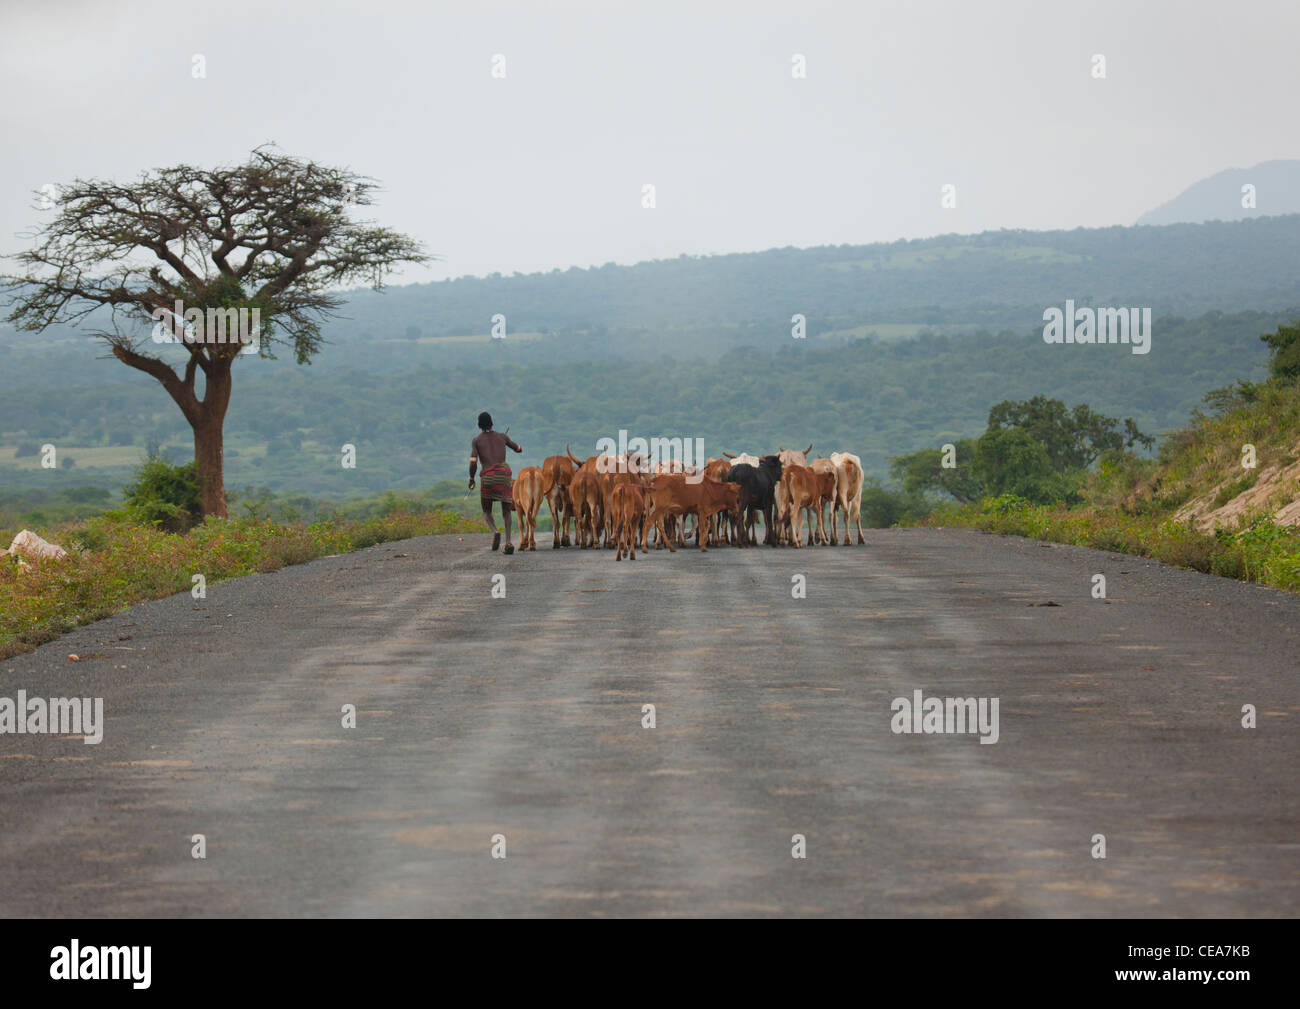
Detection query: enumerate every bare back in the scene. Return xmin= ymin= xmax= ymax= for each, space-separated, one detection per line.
xmin=471 ymin=430 xmax=520 ymax=468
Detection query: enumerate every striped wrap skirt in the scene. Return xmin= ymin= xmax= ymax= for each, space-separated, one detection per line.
xmin=480 ymin=463 xmax=514 ymax=509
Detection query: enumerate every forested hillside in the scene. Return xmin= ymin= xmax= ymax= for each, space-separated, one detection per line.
xmin=1 ymin=307 xmax=1288 ymax=499
xmin=5 ymin=214 xmax=1300 ymax=373
xmin=5 ymin=215 xmax=1299 ymax=503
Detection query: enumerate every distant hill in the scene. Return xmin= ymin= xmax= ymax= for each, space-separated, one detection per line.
xmin=313 ymin=215 xmax=1300 ymax=363
xmin=1137 ymin=160 xmax=1300 ymax=226
xmin=6 ymin=215 xmax=1300 ymax=369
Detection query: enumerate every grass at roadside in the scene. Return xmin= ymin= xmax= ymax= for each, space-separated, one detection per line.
xmin=921 ymin=494 xmax=1300 ymax=593
xmin=0 ymin=509 xmax=484 ymax=661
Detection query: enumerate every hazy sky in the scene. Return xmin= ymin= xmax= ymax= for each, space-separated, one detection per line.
xmin=3 ymin=0 xmax=1298 ymax=283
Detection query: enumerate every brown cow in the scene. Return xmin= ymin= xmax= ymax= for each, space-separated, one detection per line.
xmin=607 ymin=466 xmax=651 ymax=549
xmin=645 ymin=475 xmax=743 ymax=553
xmin=780 ymin=465 xmax=813 ymax=548
xmin=601 ymin=457 xmax=644 ymax=549
xmin=566 ymin=446 xmax=649 ymax=547
xmin=511 ymin=466 xmax=545 ymax=551
xmin=704 ymin=457 xmax=735 ymax=545
xmin=773 ymin=444 xmax=813 ymax=544
xmin=610 ymin=482 xmax=648 ymax=561
xmin=809 ymin=468 xmax=839 ymax=546
xmin=566 ymin=446 xmax=608 ymax=544
xmin=782 ymin=464 xmax=836 ymax=548
xmin=809 ymin=458 xmax=841 ymax=545
xmin=541 ymin=455 xmax=576 ymax=548
xmin=568 ymin=467 xmax=603 ymax=548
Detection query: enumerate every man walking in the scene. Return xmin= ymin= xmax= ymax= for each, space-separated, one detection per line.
xmin=468 ymin=411 xmax=524 ymax=554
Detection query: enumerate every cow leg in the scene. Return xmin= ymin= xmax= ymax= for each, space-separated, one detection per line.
xmin=655 ymin=510 xmax=677 ymax=552
xmin=855 ymin=498 xmax=866 ymax=545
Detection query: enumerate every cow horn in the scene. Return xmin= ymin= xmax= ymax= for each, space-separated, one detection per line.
xmin=566 ymin=443 xmax=582 ymax=466
xmin=723 ymin=451 xmax=736 ymax=459
xmin=803 ymin=444 xmax=813 ymax=456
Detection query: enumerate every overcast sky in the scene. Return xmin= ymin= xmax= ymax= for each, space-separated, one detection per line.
xmin=2 ymin=0 xmax=1297 ymax=283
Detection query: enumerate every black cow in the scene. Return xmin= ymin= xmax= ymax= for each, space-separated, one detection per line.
xmin=725 ymin=455 xmax=783 ymax=546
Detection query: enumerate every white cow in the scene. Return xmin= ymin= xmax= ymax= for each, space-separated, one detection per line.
xmin=829 ymin=451 xmax=866 ymax=545
xmin=722 ymin=451 xmax=761 ymax=469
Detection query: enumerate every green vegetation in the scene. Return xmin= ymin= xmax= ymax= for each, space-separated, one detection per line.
xmin=0 ymin=485 xmax=115 ymax=531
xmin=119 ymin=448 xmax=203 ymax=532
xmin=0 ymin=306 xmax=1288 ymax=498
xmin=925 ymin=497 xmax=1300 ymax=593
xmin=891 ymin=396 xmax=1152 ymax=506
xmin=913 ymin=321 xmax=1300 ymax=594
xmin=0 ymin=507 xmax=483 ymax=661
xmin=4 ymin=212 xmax=1299 ymax=501
xmin=0 ymin=444 xmax=488 ymax=660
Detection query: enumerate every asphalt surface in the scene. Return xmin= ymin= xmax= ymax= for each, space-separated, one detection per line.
xmin=0 ymin=527 xmax=1296 ymax=917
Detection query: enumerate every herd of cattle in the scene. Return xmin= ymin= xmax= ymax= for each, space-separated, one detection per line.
xmin=509 ymin=445 xmax=867 ymax=560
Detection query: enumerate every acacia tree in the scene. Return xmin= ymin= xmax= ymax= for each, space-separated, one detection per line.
xmin=2 ymin=146 xmax=427 ymax=517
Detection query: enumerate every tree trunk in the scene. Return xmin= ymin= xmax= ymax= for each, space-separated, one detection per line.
xmin=194 ymin=366 xmax=233 ymax=519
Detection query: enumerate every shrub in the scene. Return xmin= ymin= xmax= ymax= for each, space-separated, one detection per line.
xmin=119 ymin=449 xmax=203 ymax=532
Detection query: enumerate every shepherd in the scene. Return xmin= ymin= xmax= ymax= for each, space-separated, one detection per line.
xmin=468 ymin=411 xmax=524 ymax=554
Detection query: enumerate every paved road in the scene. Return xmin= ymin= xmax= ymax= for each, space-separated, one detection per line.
xmin=1 ymin=528 xmax=1296 ymax=917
